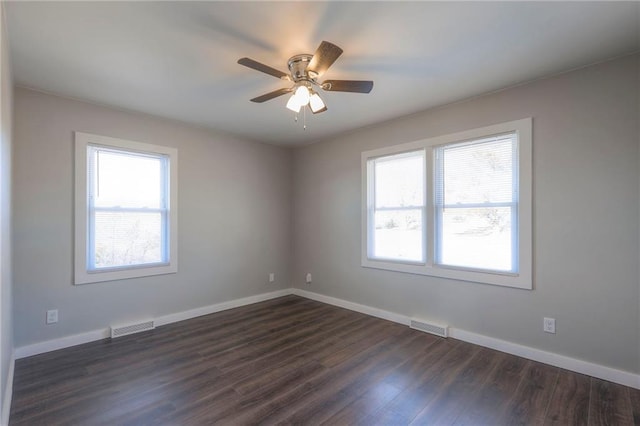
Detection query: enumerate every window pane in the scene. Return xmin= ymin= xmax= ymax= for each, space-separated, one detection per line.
xmin=373 ymin=209 xmax=423 ymax=262
xmin=441 ymin=137 xmax=513 ymax=205
xmin=439 ymin=207 xmax=513 ymax=271
xmin=93 ymin=149 xmax=164 ymax=209
xmin=93 ymin=211 xmax=164 ymax=269
xmin=375 ymin=152 xmax=424 ymax=208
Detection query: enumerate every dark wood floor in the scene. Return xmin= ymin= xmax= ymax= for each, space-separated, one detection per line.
xmin=10 ymin=295 xmax=640 ymax=425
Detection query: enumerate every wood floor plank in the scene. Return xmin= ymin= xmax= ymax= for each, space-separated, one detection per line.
xmin=211 ymin=307 xmax=354 ymax=370
xmin=630 ymin=387 xmax=640 ymax=425
xmin=142 ymin=386 xmax=239 ymax=426
xmin=267 ymin=328 xmax=416 ymax=424
xmin=283 ymin=329 xmax=425 ymax=425
xmin=409 ymin=347 xmax=505 ymax=425
xmin=498 ymin=361 xmax=559 ymax=425
xmin=323 ymin=381 xmax=403 ymax=425
xmin=17 ymin=362 xmax=224 ymax=425
xmin=374 ymin=335 xmax=454 ymax=392
xmin=216 ymin=313 xmax=369 ymax=388
xmin=318 ymin=321 xmax=401 ymax=368
xmin=176 ymin=316 xmax=388 ymax=425
xmin=326 ymin=335 xmax=446 ymax=425
xmin=588 ymin=378 xmax=633 ymax=426
xmin=9 ymin=295 xmax=639 ymax=426
xmin=359 ymin=340 xmax=478 ymax=425
xmin=224 ymin=328 xmax=415 ymax=424
xmin=543 ymin=370 xmax=591 ymax=426
xmin=453 ymin=353 xmax=531 ymax=426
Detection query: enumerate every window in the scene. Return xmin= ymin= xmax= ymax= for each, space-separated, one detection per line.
xmin=368 ymin=150 xmax=425 ymax=263
xmin=435 ymin=135 xmax=517 ymax=272
xmin=75 ymin=132 xmax=178 ymax=284
xmin=362 ymin=119 xmax=532 ymax=289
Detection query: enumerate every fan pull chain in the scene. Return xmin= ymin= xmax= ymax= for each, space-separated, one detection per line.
xmin=291 ymin=108 xmax=308 ymax=130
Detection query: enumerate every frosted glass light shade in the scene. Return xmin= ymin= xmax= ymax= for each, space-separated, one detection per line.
xmin=309 ymin=93 xmax=326 ymax=113
xmin=286 ymin=95 xmax=302 ymax=112
xmin=294 ymin=85 xmax=310 ymax=105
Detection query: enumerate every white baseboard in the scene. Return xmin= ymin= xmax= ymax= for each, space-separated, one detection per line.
xmin=292 ymin=288 xmax=640 ymax=390
xmin=15 ymin=329 xmax=111 ymax=359
xmin=291 ymin=288 xmax=410 ymax=325
xmin=1 ymin=354 xmax=14 ymax=426
xmin=154 ymin=288 xmax=292 ymax=327
xmin=15 ymin=288 xmax=292 ymax=359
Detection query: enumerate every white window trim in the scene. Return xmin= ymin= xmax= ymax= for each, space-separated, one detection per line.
xmin=361 ymin=118 xmax=532 ymax=290
xmin=74 ymin=132 xmax=178 ymax=285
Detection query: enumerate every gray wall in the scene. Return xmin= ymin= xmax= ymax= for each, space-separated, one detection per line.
xmin=0 ymin=3 xmax=14 ymax=423
xmin=292 ymin=54 xmax=640 ymax=374
xmin=13 ymin=87 xmax=292 ymax=347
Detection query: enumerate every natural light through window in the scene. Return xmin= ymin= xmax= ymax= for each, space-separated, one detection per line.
xmin=89 ymin=147 xmax=167 ymax=270
xmin=361 ymin=119 xmax=531 ymax=289
xmin=435 ymin=135 xmax=517 ymax=272
xmin=75 ymin=132 xmax=178 ymax=285
xmin=370 ymin=151 xmax=425 ymax=262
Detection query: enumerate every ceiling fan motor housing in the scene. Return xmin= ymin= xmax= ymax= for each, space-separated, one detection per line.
xmin=288 ymin=54 xmax=315 ymax=82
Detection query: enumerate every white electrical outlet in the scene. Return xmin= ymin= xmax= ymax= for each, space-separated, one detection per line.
xmin=305 ymin=273 xmax=312 ymax=284
xmin=543 ymin=317 xmax=556 ymax=334
xmin=46 ymin=309 xmax=58 ymax=324
xmin=269 ymin=273 xmax=275 ymax=283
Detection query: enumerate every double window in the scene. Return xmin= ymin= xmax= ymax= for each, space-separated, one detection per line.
xmin=362 ymin=119 xmax=532 ymax=289
xmin=75 ymin=132 xmax=178 ymax=284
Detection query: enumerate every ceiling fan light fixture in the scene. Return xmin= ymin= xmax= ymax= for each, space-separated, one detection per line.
xmin=309 ymin=92 xmax=326 ymax=113
xmin=286 ymin=94 xmax=302 ymax=113
xmin=294 ymin=85 xmax=310 ymax=106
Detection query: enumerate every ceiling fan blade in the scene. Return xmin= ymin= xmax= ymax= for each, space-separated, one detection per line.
xmin=238 ymin=57 xmax=289 ymax=80
xmin=250 ymin=87 xmax=292 ymax=103
xmin=307 ymin=41 xmax=343 ymax=77
xmin=322 ymin=80 xmax=374 ymax=93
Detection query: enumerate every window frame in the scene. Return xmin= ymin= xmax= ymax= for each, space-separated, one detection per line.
xmin=74 ymin=132 xmax=178 ymax=285
xmin=361 ymin=118 xmax=532 ymax=289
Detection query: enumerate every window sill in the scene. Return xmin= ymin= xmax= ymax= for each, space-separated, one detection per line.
xmin=361 ymin=257 xmax=531 ymax=290
xmin=75 ymin=263 xmax=178 ymax=285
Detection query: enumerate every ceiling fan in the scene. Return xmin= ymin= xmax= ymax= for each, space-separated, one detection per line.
xmin=238 ymin=41 xmax=373 ymax=115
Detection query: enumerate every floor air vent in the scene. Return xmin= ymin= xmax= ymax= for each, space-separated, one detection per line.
xmin=410 ymin=318 xmax=448 ymax=338
xmin=111 ymin=320 xmax=155 ymax=338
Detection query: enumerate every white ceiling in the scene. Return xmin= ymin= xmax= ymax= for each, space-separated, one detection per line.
xmin=6 ymin=1 xmax=639 ymax=146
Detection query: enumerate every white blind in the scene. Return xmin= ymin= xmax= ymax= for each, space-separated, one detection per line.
xmin=435 ymin=134 xmax=515 ymax=207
